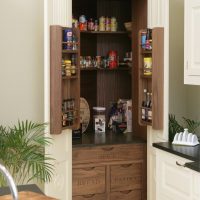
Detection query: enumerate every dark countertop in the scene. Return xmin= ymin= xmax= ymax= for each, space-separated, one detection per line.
xmin=153 ymin=142 xmax=200 ymax=173
xmin=72 ymin=131 xmax=146 ymax=148
xmin=0 ymin=184 xmax=43 ymax=196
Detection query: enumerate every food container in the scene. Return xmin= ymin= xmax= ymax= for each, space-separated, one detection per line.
xmin=99 ymin=16 xmax=105 ymax=31
xmin=63 ymin=28 xmax=72 ymax=50
xmin=111 ymin=17 xmax=117 ymax=32
xmin=93 ymin=107 xmax=106 ymax=133
xmin=108 ymin=50 xmax=118 ymax=69
xmin=65 ymin=60 xmax=71 ymax=76
xmin=143 ymin=57 xmax=152 ymax=76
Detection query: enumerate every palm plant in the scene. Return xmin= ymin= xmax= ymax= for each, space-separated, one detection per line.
xmin=0 ymin=120 xmax=54 ymax=186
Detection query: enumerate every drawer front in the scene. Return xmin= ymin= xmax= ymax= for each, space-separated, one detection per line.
xmin=73 ymin=166 xmax=105 ymax=196
xmin=73 ymin=193 xmax=106 ymax=200
xmin=111 ymin=162 xmax=143 ymax=192
xmin=110 ymin=190 xmax=142 ymax=200
xmin=73 ymin=144 xmax=144 ymax=164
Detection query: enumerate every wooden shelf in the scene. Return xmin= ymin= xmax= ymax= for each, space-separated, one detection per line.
xmin=62 ymin=75 xmax=78 ymax=80
xmin=140 ymin=74 xmax=152 ymax=79
xmin=141 ymin=49 xmax=152 ymax=54
xmin=81 ymin=67 xmax=131 ymax=71
xmin=80 ymin=30 xmax=128 ymax=34
xmin=62 ymin=49 xmax=78 ymax=54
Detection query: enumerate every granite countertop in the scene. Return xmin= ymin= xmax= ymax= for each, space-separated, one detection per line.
xmin=72 ymin=131 xmax=146 ymax=148
xmin=153 ymin=142 xmax=200 ymax=173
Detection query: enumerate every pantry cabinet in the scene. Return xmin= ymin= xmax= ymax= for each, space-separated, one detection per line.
xmin=184 ymin=0 xmax=200 ymax=85
xmin=155 ymin=149 xmax=200 ymax=200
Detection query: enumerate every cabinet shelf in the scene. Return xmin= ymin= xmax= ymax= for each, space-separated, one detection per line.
xmin=81 ymin=67 xmax=131 ymax=71
xmin=62 ymin=49 xmax=78 ymax=54
xmin=141 ymin=49 xmax=152 ymax=54
xmin=80 ymin=30 xmax=128 ymax=34
xmin=62 ymin=75 xmax=78 ymax=80
xmin=140 ymin=74 xmax=152 ymax=79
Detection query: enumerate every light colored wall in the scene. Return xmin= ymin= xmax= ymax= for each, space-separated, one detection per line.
xmin=0 ymin=0 xmax=44 ymax=126
xmin=44 ymin=0 xmax=72 ymax=199
xmin=169 ymin=0 xmax=187 ymax=121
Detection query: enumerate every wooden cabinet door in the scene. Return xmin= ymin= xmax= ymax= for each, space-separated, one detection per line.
xmin=184 ymin=0 xmax=200 ymax=84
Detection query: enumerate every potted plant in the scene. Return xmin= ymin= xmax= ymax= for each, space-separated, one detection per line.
xmin=0 ymin=120 xmax=54 ymax=186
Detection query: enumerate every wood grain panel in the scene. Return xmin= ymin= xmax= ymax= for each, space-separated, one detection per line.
xmin=73 ymin=193 xmax=106 ymax=200
xmin=72 ymin=144 xmax=144 ymax=164
xmin=132 ymin=0 xmax=147 ymax=140
xmin=50 ymin=25 xmax=62 ymax=135
xmin=110 ymin=190 xmax=142 ymax=200
xmin=152 ymin=27 xmax=164 ymax=130
xmin=111 ymin=162 xmax=142 ymax=192
xmin=73 ymin=166 xmax=106 ymax=196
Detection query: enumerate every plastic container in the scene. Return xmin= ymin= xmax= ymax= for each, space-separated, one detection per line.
xmin=93 ymin=107 xmax=106 ymax=133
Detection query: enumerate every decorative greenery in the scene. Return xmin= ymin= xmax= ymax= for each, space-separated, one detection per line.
xmin=0 ymin=120 xmax=54 ymax=186
xmin=169 ymin=114 xmax=200 ymax=142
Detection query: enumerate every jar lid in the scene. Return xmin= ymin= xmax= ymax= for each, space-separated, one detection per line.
xmin=64 ymin=60 xmax=71 ymax=64
xmin=93 ymin=107 xmax=106 ymax=111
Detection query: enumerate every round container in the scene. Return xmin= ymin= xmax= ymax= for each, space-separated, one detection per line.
xmin=108 ymin=50 xmax=118 ymax=69
xmin=63 ymin=29 xmax=72 ymax=49
xmin=99 ymin=16 xmax=105 ymax=31
xmin=105 ymin=17 xmax=111 ymax=31
xmin=143 ymin=57 xmax=152 ymax=75
xmin=111 ymin=17 xmax=117 ymax=32
xmin=93 ymin=107 xmax=106 ymax=133
xmin=65 ymin=60 xmax=71 ymax=76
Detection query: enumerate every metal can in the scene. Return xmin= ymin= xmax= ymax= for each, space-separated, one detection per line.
xmin=105 ymin=17 xmax=111 ymax=31
xmin=63 ymin=28 xmax=72 ymax=49
xmin=111 ymin=17 xmax=117 ymax=32
xmin=99 ymin=16 xmax=105 ymax=31
xmin=108 ymin=50 xmax=118 ymax=69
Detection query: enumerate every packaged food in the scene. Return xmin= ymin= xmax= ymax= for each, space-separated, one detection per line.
xmin=93 ymin=107 xmax=106 ymax=133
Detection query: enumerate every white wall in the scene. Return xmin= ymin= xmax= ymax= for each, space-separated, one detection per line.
xmin=0 ymin=0 xmax=44 ymax=126
xmin=44 ymin=0 xmax=72 ymax=199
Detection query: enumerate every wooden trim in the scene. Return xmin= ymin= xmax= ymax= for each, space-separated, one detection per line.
xmin=50 ymin=25 xmax=62 ymax=135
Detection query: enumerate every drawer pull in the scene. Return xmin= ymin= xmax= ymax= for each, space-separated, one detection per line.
xmin=83 ymin=167 xmax=95 ymax=171
xmin=121 ymin=164 xmax=132 ymax=168
xmin=120 ymin=190 xmax=132 ymax=194
xmin=82 ymin=194 xmax=95 ymax=198
xmin=176 ymin=161 xmax=185 ymax=167
xmin=102 ymin=147 xmax=114 ymax=151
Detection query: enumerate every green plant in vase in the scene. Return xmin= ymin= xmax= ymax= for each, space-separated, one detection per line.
xmin=0 ymin=120 xmax=54 ymax=186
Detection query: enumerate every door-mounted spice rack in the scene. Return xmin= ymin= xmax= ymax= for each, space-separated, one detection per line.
xmin=138 ymin=27 xmax=164 ymax=130
xmin=50 ymin=25 xmax=80 ymax=134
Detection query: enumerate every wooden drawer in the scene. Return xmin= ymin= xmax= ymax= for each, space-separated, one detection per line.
xmin=73 ymin=166 xmax=105 ymax=196
xmin=73 ymin=144 xmax=144 ymax=164
xmin=73 ymin=193 xmax=106 ymax=200
xmin=110 ymin=190 xmax=142 ymax=200
xmin=111 ymin=162 xmax=143 ymax=192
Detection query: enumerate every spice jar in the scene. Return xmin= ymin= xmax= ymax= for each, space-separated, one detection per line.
xmin=93 ymin=107 xmax=106 ymax=133
xmin=65 ymin=60 xmax=71 ymax=76
xmin=111 ymin=17 xmax=117 ymax=31
xmin=71 ymin=65 xmax=76 ymax=76
xmin=99 ymin=16 xmax=105 ymax=31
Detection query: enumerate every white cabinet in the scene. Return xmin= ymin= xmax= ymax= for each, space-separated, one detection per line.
xmin=184 ymin=0 xmax=200 ymax=85
xmin=155 ymin=149 xmax=200 ymax=200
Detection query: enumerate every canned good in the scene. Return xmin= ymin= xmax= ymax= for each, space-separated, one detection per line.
xmin=105 ymin=17 xmax=111 ymax=31
xmin=111 ymin=17 xmax=117 ymax=31
xmin=99 ymin=16 xmax=105 ymax=31
xmin=63 ymin=29 xmax=72 ymax=50
xmin=65 ymin=60 xmax=71 ymax=76
xmin=108 ymin=50 xmax=118 ymax=69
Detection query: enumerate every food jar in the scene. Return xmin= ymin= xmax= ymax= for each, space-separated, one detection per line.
xmin=93 ymin=107 xmax=106 ymax=133
xmin=99 ymin=16 xmax=105 ymax=31
xmin=108 ymin=50 xmax=118 ymax=69
xmin=111 ymin=17 xmax=117 ymax=32
xmin=65 ymin=60 xmax=71 ymax=76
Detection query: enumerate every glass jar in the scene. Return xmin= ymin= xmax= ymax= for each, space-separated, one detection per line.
xmin=65 ymin=60 xmax=71 ymax=76
xmin=93 ymin=107 xmax=106 ymax=133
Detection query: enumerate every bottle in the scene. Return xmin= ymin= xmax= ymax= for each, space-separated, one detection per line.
xmin=148 ymin=93 xmax=152 ymax=122
xmin=141 ymin=89 xmax=147 ymax=121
